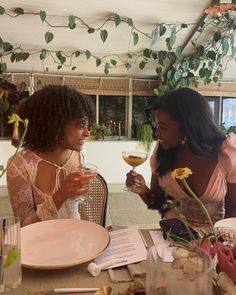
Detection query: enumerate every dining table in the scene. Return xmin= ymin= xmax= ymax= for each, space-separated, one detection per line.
xmin=8 ymin=229 xmax=153 ymax=295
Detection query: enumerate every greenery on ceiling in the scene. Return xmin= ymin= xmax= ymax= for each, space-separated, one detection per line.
xmin=0 ymin=0 xmax=236 ymax=93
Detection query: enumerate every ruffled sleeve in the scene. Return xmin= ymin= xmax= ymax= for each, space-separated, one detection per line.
xmin=219 ymin=132 xmax=236 ymax=183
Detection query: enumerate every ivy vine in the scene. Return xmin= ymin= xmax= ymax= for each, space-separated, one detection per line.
xmin=0 ymin=0 xmax=235 ymax=93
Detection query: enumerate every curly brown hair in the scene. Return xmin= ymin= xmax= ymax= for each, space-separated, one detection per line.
xmin=18 ymin=84 xmax=94 ymax=152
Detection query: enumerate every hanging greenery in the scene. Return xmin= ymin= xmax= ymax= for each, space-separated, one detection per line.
xmin=0 ymin=0 xmax=235 ymax=93
xmin=136 ymin=124 xmax=153 ymax=152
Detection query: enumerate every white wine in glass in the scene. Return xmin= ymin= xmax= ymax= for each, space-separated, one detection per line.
xmin=122 ymin=151 xmax=148 ymax=191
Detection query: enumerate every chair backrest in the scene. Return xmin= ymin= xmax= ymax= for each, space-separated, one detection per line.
xmin=78 ymin=173 xmax=108 ymax=227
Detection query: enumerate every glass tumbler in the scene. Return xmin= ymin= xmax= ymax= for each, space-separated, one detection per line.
xmin=0 ymin=216 xmax=21 ymax=292
xmin=145 ymin=244 xmax=213 ymax=295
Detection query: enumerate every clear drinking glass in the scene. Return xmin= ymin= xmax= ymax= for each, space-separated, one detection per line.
xmin=74 ymin=163 xmax=98 ymax=203
xmin=145 ymin=244 xmax=212 ymax=295
xmin=0 ymin=216 xmax=21 ymax=292
xmin=122 ymin=151 xmax=148 ymax=191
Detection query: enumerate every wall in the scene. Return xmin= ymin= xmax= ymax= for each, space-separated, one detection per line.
xmin=0 ymin=139 xmax=156 ymax=193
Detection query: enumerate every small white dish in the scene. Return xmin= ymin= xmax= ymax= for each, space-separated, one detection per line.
xmin=214 ymin=218 xmax=236 ymax=229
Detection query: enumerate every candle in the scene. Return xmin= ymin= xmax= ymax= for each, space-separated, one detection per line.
xmin=118 ymin=122 xmax=121 ymax=137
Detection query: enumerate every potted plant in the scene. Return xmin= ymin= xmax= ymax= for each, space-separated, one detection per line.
xmin=136 ymin=123 xmax=153 ymax=152
xmin=89 ymin=124 xmax=112 ymax=140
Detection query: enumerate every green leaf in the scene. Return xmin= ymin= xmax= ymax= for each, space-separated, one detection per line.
xmin=127 ymin=18 xmax=133 ymax=27
xmin=104 ymin=68 xmax=109 ymax=74
xmin=96 ymin=58 xmax=102 ymax=67
xmin=196 ymin=45 xmax=204 ymax=57
xmin=75 ymin=50 xmax=80 ymax=57
xmin=100 ymin=30 xmax=108 ymax=43
xmin=143 ymin=48 xmax=152 ymax=58
xmin=155 ymin=67 xmax=162 ymax=76
xmin=87 ymin=28 xmax=95 ymax=34
xmin=133 ymin=32 xmax=139 ymax=46
xmin=151 ymin=27 xmax=159 ymax=47
xmin=40 ymin=49 xmax=47 ymax=60
xmin=213 ymin=76 xmax=219 ymax=83
xmin=68 ymin=15 xmax=76 ymax=30
xmin=139 ymin=61 xmax=146 ymax=70
xmin=168 ymin=52 xmax=176 ymax=62
xmin=214 ymin=31 xmax=221 ymax=43
xmin=85 ymin=50 xmax=91 ymax=59
xmin=2 ymin=42 xmax=13 ymax=52
xmin=207 ymin=50 xmax=216 ymax=61
xmin=104 ymin=62 xmax=110 ymax=70
xmin=45 ymin=32 xmax=54 ymax=44
xmin=181 ymin=24 xmax=188 ymax=28
xmin=193 ymin=59 xmax=200 ymax=71
xmin=22 ymin=52 xmax=29 ymax=61
xmin=158 ymin=51 xmax=167 ymax=66
xmin=56 ymin=51 xmax=66 ymax=64
xmin=128 ymin=53 xmax=132 ymax=59
xmin=166 ymin=38 xmax=171 ymax=51
xmin=0 ymin=37 xmax=2 ymax=47
xmin=175 ymin=46 xmax=182 ymax=57
xmin=15 ymin=52 xmax=24 ymax=62
xmin=222 ymin=36 xmax=229 ymax=56
xmin=125 ymin=62 xmax=131 ymax=70
xmin=114 ymin=14 xmax=121 ymax=27
xmin=110 ymin=59 xmax=117 ymax=66
xmin=72 ymin=66 xmax=76 ymax=71
xmin=152 ymin=52 xmax=158 ymax=60
xmin=199 ymin=68 xmax=205 ymax=78
xmin=0 ymin=6 xmax=5 ymax=15
xmin=39 ymin=10 xmax=46 ymax=22
xmin=10 ymin=53 xmax=16 ymax=63
xmin=169 ymin=26 xmax=176 ymax=48
xmin=57 ymin=65 xmax=62 ymax=70
xmin=232 ymin=0 xmax=236 ymax=4
xmin=13 ymin=7 xmax=24 ymax=15
xmin=159 ymin=24 xmax=166 ymax=37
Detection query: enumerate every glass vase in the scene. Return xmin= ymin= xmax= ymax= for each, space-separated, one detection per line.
xmin=145 ymin=244 xmax=213 ymax=295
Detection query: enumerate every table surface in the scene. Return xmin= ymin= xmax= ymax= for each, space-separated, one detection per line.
xmin=8 ymin=230 xmax=153 ymax=295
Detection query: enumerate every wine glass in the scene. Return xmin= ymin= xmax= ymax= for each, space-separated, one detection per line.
xmin=122 ymin=151 xmax=148 ymax=191
xmin=74 ymin=163 xmax=98 ymax=203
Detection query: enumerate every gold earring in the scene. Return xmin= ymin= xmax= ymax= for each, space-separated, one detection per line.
xmin=181 ymin=136 xmax=187 ymax=145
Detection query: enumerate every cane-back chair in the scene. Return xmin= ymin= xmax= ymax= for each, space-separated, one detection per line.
xmin=78 ymin=173 xmax=108 ymax=227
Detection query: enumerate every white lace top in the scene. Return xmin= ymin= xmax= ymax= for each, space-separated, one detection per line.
xmin=7 ymin=150 xmax=82 ymax=227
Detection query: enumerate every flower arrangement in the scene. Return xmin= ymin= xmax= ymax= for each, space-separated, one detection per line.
xmin=168 ymin=167 xmax=236 ymax=295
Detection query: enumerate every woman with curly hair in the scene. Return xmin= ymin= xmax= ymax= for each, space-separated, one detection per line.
xmin=7 ymin=84 xmax=94 ymax=226
xmin=126 ymin=87 xmax=236 ymax=227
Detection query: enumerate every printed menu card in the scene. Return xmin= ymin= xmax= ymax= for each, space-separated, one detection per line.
xmin=95 ymin=228 xmax=147 ymax=269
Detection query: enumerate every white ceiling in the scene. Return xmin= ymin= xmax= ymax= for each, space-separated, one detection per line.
xmin=1 ymin=0 xmax=236 ymax=80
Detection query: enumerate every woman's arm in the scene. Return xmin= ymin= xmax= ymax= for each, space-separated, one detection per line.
xmin=7 ymin=163 xmax=42 ymax=226
xmin=224 ymin=183 xmax=236 ymax=218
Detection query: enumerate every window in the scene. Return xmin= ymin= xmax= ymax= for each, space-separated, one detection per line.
xmin=98 ymin=95 xmax=126 ymax=137
xmin=222 ymin=97 xmax=236 ymax=128
xmin=206 ymin=96 xmax=220 ymax=125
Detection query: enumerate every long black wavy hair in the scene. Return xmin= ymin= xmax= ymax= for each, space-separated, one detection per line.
xmin=153 ymin=87 xmax=225 ymax=176
xmin=18 ymin=84 xmax=94 ymax=152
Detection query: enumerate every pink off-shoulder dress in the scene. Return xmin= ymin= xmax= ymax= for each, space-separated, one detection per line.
xmin=150 ymin=133 xmax=236 ymax=226
xmin=7 ymin=150 xmax=82 ymax=227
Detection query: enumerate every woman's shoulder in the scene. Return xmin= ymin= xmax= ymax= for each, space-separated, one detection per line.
xmin=219 ymin=132 xmax=236 ymax=174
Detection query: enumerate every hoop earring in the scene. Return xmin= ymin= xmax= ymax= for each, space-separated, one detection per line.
xmin=181 ymin=136 xmax=187 ymax=145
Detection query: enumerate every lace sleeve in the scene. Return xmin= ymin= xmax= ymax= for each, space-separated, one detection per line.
xmin=7 ymin=156 xmax=59 ymax=227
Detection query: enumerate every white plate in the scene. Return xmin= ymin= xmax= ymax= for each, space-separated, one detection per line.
xmin=214 ymin=218 xmax=236 ymax=229
xmin=21 ymin=219 xmax=109 ymax=269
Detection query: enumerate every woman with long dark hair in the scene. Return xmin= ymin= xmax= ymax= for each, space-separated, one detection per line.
xmin=126 ymin=87 xmax=236 ymax=227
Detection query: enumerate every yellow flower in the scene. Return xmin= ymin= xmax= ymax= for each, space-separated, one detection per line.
xmin=171 ymin=167 xmax=192 ymax=180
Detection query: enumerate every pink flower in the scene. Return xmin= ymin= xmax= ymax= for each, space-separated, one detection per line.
xmin=215 ymin=242 xmax=236 ymax=281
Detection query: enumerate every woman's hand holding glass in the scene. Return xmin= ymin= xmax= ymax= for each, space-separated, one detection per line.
xmin=126 ymin=171 xmax=147 ymax=193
